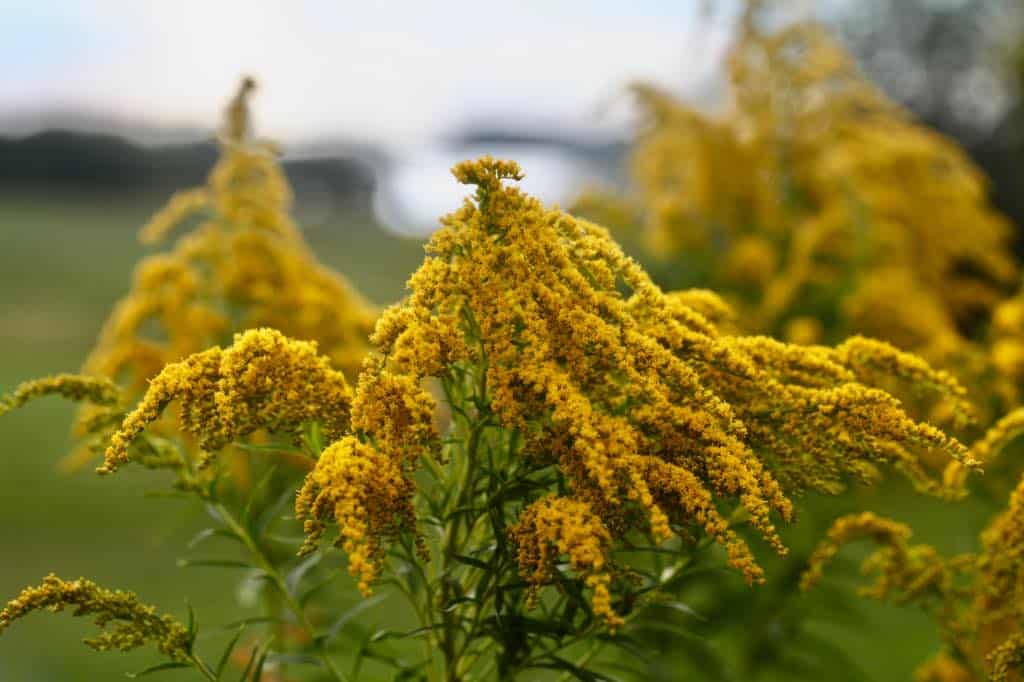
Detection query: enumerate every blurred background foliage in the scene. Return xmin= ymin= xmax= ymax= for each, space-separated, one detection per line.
xmin=2 ymin=0 xmax=1024 ymax=680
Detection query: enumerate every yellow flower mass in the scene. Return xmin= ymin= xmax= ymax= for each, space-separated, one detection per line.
xmin=577 ymin=8 xmax=1016 ymax=364
xmin=293 ymin=157 xmax=971 ymax=624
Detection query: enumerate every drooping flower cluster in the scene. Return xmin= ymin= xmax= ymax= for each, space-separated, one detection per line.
xmin=295 ymin=157 xmax=971 ymax=623
xmin=575 ymin=5 xmax=1016 ymax=363
xmin=100 ymin=328 xmax=351 ymax=475
xmin=803 ymin=474 xmax=1024 ymax=681
xmin=0 ymin=575 xmax=190 ymax=660
xmin=511 ymin=496 xmax=620 ymax=627
xmin=296 ymin=437 xmax=417 ymax=596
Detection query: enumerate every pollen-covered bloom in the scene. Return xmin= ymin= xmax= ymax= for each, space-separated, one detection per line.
xmin=511 ymin=496 xmax=621 ymax=628
xmin=100 ymin=328 xmax=351 ymax=474
xmin=0 ymin=575 xmax=190 ymax=660
xmin=296 ymin=157 xmax=971 ymax=625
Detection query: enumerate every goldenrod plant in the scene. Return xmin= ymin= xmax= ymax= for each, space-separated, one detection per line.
xmin=573 ymin=20 xmax=1020 ymax=674
xmin=67 ymin=77 xmax=374 ymax=475
xmin=0 ymin=153 xmax=980 ymax=680
xmin=87 ymin=77 xmax=375 ymax=390
xmin=575 ymin=2 xmax=1016 ymax=371
xmin=0 ymin=81 xmax=379 ymax=681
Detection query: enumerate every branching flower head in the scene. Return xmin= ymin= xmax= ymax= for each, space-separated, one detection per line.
xmin=297 ymin=157 xmax=971 ymax=625
xmin=100 ymin=328 xmax=352 ymax=474
xmin=0 ymin=575 xmax=189 ymax=660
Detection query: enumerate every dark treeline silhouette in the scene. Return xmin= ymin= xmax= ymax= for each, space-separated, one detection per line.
xmin=0 ymin=130 xmax=378 ymax=217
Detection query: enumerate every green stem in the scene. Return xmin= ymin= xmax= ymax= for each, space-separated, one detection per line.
xmin=213 ymin=503 xmax=349 ymax=682
xmin=189 ymin=654 xmax=219 ymax=681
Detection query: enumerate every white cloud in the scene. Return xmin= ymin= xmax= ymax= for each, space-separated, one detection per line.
xmin=0 ymin=0 xmax=733 ymax=144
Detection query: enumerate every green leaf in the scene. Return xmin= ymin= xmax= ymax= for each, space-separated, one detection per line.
xmin=187 ymin=527 xmax=240 ymax=550
xmin=215 ymin=625 xmax=245 ymax=679
xmin=254 ymin=487 xmax=297 ymax=536
xmin=177 ymin=558 xmax=255 ymax=571
xmin=661 ymin=600 xmax=708 ymax=623
xmin=285 ymin=551 xmax=322 ymax=593
xmin=185 ymin=602 xmax=197 ymax=653
xmin=304 ymin=420 xmax=325 ymax=456
xmin=530 ymin=657 xmax=607 ymax=681
xmin=243 ymin=465 xmax=280 ymax=526
xmin=451 ymin=553 xmax=490 ymax=570
xmin=218 ymin=616 xmax=287 ymax=631
xmin=235 ymin=442 xmax=300 ymax=455
xmin=251 ymin=647 xmax=270 ymax=682
xmin=237 ymin=637 xmax=274 ymax=682
xmin=125 ymin=662 xmax=192 ymax=678
xmin=323 ymin=594 xmax=389 ymax=644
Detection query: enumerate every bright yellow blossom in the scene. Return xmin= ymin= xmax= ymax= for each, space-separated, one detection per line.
xmin=296 ymin=157 xmax=970 ymax=624
xmin=100 ymin=328 xmax=351 ymax=475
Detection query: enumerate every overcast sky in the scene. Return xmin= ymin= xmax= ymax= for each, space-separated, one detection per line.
xmin=0 ymin=1 xmax=746 ymax=146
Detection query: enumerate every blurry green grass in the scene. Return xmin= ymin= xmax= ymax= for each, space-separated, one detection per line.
xmin=0 ymin=193 xmax=1008 ymax=681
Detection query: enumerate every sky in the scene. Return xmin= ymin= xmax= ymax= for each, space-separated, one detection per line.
xmin=0 ymin=1 xmax=739 ymax=146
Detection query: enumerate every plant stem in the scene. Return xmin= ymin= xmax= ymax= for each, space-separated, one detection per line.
xmin=213 ymin=503 xmax=349 ymax=682
xmin=189 ymin=653 xmax=220 ymax=681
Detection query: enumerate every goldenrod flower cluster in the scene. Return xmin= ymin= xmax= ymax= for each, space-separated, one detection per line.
xmin=84 ymin=77 xmax=375 ymax=398
xmin=511 ymin=496 xmax=620 ymax=627
xmin=0 ymin=574 xmax=189 ymax=660
xmin=296 ymin=436 xmax=417 ymax=596
xmin=577 ymin=6 xmax=1016 ymax=363
xmin=100 ymin=328 xmax=351 ymax=475
xmin=295 ymin=157 xmax=970 ymax=624
xmin=803 ymin=478 xmax=1024 ymax=681
xmin=0 ymin=374 xmax=120 ymax=417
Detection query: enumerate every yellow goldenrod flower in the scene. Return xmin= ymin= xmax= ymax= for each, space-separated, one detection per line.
xmin=84 ymin=76 xmax=375 ymax=401
xmin=100 ymin=328 xmax=351 ymax=474
xmin=576 ymin=5 xmax=1016 ymax=371
xmin=804 ymin=473 xmax=1024 ymax=680
xmin=296 ymin=157 xmax=970 ymax=625
xmin=510 ymin=496 xmax=621 ymax=628
xmin=0 ymin=574 xmax=189 ymax=660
